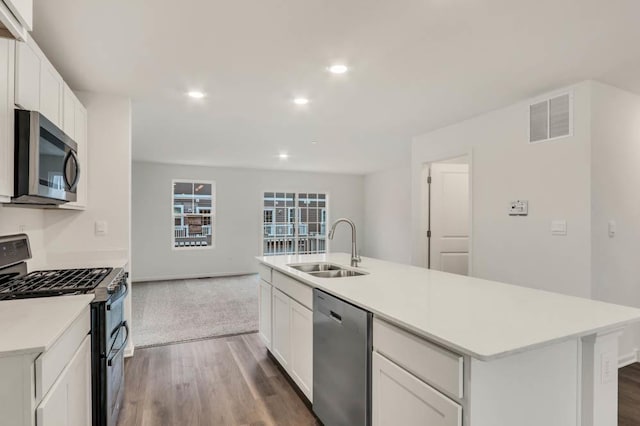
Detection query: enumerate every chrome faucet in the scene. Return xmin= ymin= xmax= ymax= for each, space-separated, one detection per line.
xmin=328 ymin=218 xmax=361 ymax=267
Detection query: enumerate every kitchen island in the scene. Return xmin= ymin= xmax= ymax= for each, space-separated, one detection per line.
xmin=257 ymin=253 xmax=640 ymax=426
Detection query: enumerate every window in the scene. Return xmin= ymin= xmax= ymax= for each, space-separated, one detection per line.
xmin=263 ymin=192 xmax=328 ymax=255
xmin=172 ymin=180 xmax=215 ymax=248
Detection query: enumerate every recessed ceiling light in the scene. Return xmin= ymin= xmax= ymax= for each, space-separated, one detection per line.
xmin=187 ymin=91 xmax=205 ymax=99
xmin=279 ymin=153 xmax=289 ymax=160
xmin=328 ymin=64 xmax=349 ymax=74
xmin=293 ymin=97 xmax=309 ymax=105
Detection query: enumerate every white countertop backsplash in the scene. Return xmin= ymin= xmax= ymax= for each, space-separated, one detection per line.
xmin=258 ymin=253 xmax=640 ymax=360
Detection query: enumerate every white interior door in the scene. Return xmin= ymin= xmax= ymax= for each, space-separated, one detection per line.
xmin=429 ymin=163 xmax=469 ymax=275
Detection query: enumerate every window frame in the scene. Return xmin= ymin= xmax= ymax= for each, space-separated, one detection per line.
xmin=171 ymin=179 xmax=216 ymax=251
xmin=261 ymin=190 xmax=330 ymax=256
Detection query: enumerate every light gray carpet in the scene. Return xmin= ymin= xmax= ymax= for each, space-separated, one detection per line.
xmin=131 ymin=274 xmax=259 ymax=348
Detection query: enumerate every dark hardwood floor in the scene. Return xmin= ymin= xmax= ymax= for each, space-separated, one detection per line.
xmin=117 ymin=333 xmax=319 ymax=426
xmin=119 ymin=335 xmax=640 ymax=426
xmin=620 ymin=363 xmax=640 ymax=425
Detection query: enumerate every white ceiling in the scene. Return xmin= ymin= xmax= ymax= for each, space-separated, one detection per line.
xmin=32 ymin=0 xmax=640 ymax=174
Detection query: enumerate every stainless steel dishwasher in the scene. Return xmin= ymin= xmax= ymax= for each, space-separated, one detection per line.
xmin=313 ymin=288 xmax=372 ymax=426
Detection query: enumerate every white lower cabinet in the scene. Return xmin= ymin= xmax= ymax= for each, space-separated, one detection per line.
xmin=272 ymin=288 xmax=291 ymax=369
xmin=36 ymin=335 xmax=92 ymax=426
xmin=258 ymin=279 xmax=272 ymax=349
xmin=372 ymin=352 xmax=462 ymax=426
xmin=267 ymin=281 xmax=314 ymax=402
xmin=290 ymin=298 xmax=313 ymax=401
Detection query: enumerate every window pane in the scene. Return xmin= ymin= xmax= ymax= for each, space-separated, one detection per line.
xmin=173 ymin=181 xmax=214 ymax=248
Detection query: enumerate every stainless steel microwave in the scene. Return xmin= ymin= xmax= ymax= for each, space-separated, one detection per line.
xmin=13 ymin=110 xmax=79 ymax=205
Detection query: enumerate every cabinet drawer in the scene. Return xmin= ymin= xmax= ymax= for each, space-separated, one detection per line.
xmin=257 ymin=263 xmax=272 ymax=283
xmin=35 ymin=306 xmax=90 ymax=402
xmin=273 ymin=271 xmax=312 ymax=310
xmin=372 ymin=352 xmax=462 ymax=426
xmin=373 ymin=318 xmax=463 ymax=399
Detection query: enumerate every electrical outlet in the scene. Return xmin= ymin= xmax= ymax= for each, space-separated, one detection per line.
xmin=509 ymin=200 xmax=528 ymax=216
xmin=601 ymin=351 xmax=615 ymax=384
xmin=551 ymin=220 xmax=567 ymax=236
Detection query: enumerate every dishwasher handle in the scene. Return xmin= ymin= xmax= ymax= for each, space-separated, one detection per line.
xmin=330 ymin=310 xmax=342 ymax=323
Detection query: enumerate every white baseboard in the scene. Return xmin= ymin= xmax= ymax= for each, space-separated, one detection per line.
xmin=133 ymin=271 xmax=256 ymax=283
xmin=619 ymin=348 xmax=639 ymax=368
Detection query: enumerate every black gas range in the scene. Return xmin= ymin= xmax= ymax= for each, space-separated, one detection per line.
xmin=0 ymin=234 xmax=128 ymax=426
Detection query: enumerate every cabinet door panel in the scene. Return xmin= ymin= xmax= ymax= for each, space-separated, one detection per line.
xmin=372 ymin=352 xmax=461 ymax=426
xmin=62 ymin=84 xmax=75 ymax=138
xmin=290 ymin=299 xmax=313 ymax=401
xmin=259 ymin=280 xmax=272 ymax=349
xmin=37 ymin=335 xmax=91 ymax=426
xmin=15 ymin=39 xmax=39 ymax=110
xmin=272 ymin=289 xmax=290 ymax=368
xmin=39 ymin=60 xmax=62 ymax=126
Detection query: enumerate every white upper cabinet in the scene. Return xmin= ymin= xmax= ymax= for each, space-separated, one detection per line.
xmin=62 ymin=97 xmax=88 ymax=209
xmin=14 ymin=37 xmax=38 ymax=110
xmin=63 ymin=84 xmax=75 ymax=138
xmin=39 ymin=59 xmax=63 ymax=127
xmin=0 ymin=38 xmax=14 ymax=202
xmin=0 ymin=0 xmax=32 ymax=41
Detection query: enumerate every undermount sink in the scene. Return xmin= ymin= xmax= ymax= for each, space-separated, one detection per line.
xmin=308 ymin=269 xmax=367 ymax=278
xmin=288 ymin=263 xmax=343 ymax=273
xmin=287 ymin=262 xmax=368 ymax=278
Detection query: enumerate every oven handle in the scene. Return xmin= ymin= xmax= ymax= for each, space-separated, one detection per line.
xmin=107 ymin=281 xmax=128 ymax=310
xmin=107 ymin=321 xmax=129 ymax=367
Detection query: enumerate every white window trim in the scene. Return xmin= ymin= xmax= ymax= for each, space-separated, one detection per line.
xmin=171 ymin=179 xmax=216 ymax=251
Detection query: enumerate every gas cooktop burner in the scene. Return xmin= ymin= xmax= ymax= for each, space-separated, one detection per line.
xmin=0 ymin=267 xmax=113 ymax=300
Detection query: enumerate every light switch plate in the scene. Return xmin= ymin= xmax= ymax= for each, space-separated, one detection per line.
xmin=95 ymin=220 xmax=108 ymax=236
xmin=509 ymin=200 xmax=528 ymax=216
xmin=551 ymin=220 xmax=567 ymax=236
xmin=608 ymin=220 xmax=616 ymax=238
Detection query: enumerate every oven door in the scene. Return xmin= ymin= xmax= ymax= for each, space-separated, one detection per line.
xmin=104 ymin=283 xmax=128 ymax=426
xmin=14 ymin=110 xmax=79 ymax=204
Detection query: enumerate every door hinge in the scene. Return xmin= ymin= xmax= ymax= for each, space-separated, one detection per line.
xmin=426 ymin=230 xmax=431 ymax=238
xmin=427 ymin=176 xmax=432 ymax=184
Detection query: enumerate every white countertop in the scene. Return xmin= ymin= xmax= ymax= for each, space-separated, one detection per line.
xmin=257 ymin=253 xmax=640 ymax=361
xmin=0 ymin=294 xmax=94 ymax=356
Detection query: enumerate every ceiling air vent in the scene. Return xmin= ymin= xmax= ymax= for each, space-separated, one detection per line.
xmin=529 ymin=92 xmax=572 ymax=143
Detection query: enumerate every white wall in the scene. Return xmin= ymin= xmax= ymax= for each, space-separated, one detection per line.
xmin=132 ymin=161 xmax=364 ymax=281
xmin=0 ymin=207 xmax=46 ymax=268
xmin=590 ymin=81 xmax=640 ymax=361
xmin=363 ymin=166 xmax=412 ymax=264
xmin=43 ymin=92 xmax=132 ymax=264
xmin=412 ymin=82 xmax=593 ymax=298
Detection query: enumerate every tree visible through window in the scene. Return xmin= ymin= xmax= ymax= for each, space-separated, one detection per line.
xmin=263 ymin=192 xmax=328 ymax=255
xmin=173 ymin=181 xmax=214 ymax=248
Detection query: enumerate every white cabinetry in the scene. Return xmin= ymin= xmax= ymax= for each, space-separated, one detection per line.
xmin=61 ymin=92 xmax=88 ymax=209
xmin=39 ymin=59 xmax=63 ymax=127
xmin=272 ymin=288 xmax=291 ymax=369
xmin=259 ymin=279 xmax=272 ymax=349
xmin=0 ymin=304 xmax=92 ymax=426
xmin=14 ymin=37 xmax=38 ymax=110
xmin=372 ymin=352 xmax=462 ymax=426
xmin=289 ymin=298 xmax=313 ymax=400
xmin=0 ymin=0 xmax=33 ymax=41
xmin=259 ymin=265 xmax=314 ymax=402
xmin=36 ymin=336 xmax=92 ymax=426
xmin=0 ymin=38 xmax=14 ymax=202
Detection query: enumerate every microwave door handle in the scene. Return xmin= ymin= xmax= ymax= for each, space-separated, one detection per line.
xmin=63 ymin=151 xmax=80 ymax=191
xmin=62 ymin=151 xmax=72 ymax=189
xmin=69 ymin=151 xmax=80 ymax=191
